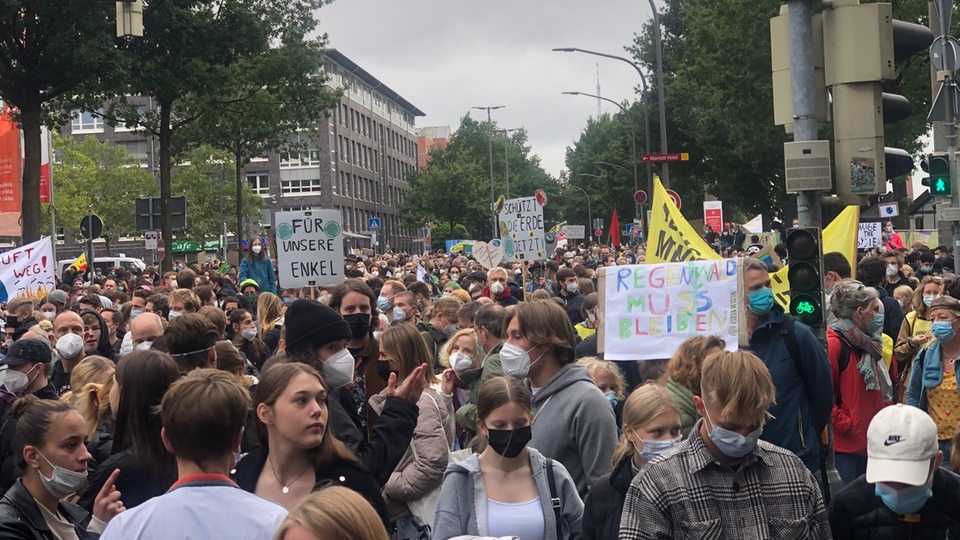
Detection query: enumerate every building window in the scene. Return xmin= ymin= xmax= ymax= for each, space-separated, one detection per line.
xmin=71 ymin=109 xmax=104 ymax=133
xmin=280 ymin=132 xmax=321 ymax=168
xmin=281 ymin=177 xmax=323 ymax=195
xmin=246 ymin=174 xmax=270 ymax=196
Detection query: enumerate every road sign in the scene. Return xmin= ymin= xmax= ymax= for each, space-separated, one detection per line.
xmin=634 ymin=190 xmax=647 ymax=205
xmin=368 ymin=217 xmax=381 ymax=231
xmin=642 ymin=152 xmax=689 ymax=163
xmin=930 ymin=36 xmax=960 ymax=72
xmin=144 ymin=231 xmax=158 ymax=250
xmin=940 ymin=207 xmax=960 ymax=221
xmin=135 ymin=197 xmax=187 ymax=231
xmin=275 ymin=209 xmax=345 ymax=287
xmin=566 ymin=225 xmax=586 ymax=239
xmin=79 ymin=214 xmax=103 ymax=239
xmin=594 ymin=228 xmax=603 ymax=238
xmin=665 ymin=189 xmax=682 ymax=210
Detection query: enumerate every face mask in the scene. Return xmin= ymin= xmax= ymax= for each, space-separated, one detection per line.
xmin=391 ymin=307 xmax=408 ymax=324
xmin=747 ymin=287 xmax=775 ymax=316
xmin=486 ymin=425 xmax=532 ymax=458
xmin=129 ymin=309 xmax=143 ymax=319
xmin=566 ymin=282 xmax=579 ymax=294
xmin=867 ymin=311 xmax=884 ymax=334
xmin=924 ymin=295 xmax=936 ymax=307
xmin=0 ymin=365 xmax=34 ymax=394
xmin=875 ymin=480 xmax=933 ymax=515
xmin=55 ymin=333 xmax=84 ymax=359
xmin=451 ymin=351 xmax=473 ymax=372
xmin=244 ymin=294 xmax=257 ymax=304
xmin=932 ymin=321 xmax=956 ymax=342
xmin=343 ymin=313 xmax=371 ymax=340
xmin=604 ymin=390 xmax=619 ymax=408
xmin=703 ymin=405 xmax=762 ymax=458
xmin=135 ymin=340 xmax=153 ymax=351
xmin=886 ymin=264 xmax=899 ymax=277
xmin=119 ymin=333 xmax=133 ymax=356
xmin=42 ymin=311 xmax=56 ymax=321
xmin=630 ymin=432 xmax=682 ymax=463
xmin=322 ymin=348 xmax=355 ymax=389
xmin=252 ymin=244 xmax=262 ymax=254
xmin=283 ymin=296 xmax=295 ymax=304
xmin=500 ymin=342 xmax=543 ymax=379
xmin=490 ymin=282 xmax=505 ymax=296
xmin=376 ymin=361 xmax=396 ymax=383
xmin=169 ymin=280 xmax=178 ymax=288
xmin=922 ymin=265 xmax=934 ymax=273
xmin=37 ymin=451 xmax=88 ymax=499
xmin=241 ymin=327 xmax=257 ymax=341
xmin=376 ymin=296 xmax=391 ymax=312
xmin=587 ymin=312 xmax=597 ymax=324
xmin=450 ymin=273 xmax=459 ymax=281
xmin=168 ymin=310 xmax=182 ymax=320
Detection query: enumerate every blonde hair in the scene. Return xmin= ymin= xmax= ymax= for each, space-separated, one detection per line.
xmin=449 ymin=289 xmax=471 ymax=304
xmin=439 ymin=328 xmax=479 ymax=369
xmin=73 ymin=378 xmax=114 ymax=439
xmin=426 ymin=296 xmax=462 ymax=323
xmin=257 ymin=293 xmax=284 ymax=339
xmin=667 ymin=335 xmax=726 ymax=395
xmin=274 ymin=485 xmax=389 ymax=540
xmin=61 ymin=356 xmax=114 ymax=407
xmin=378 ymin=324 xmax=439 ymax=385
xmin=578 ymin=357 xmax=627 ymax=399
xmin=611 ymin=384 xmax=680 ymax=466
xmin=700 ymin=350 xmax=776 ymax=424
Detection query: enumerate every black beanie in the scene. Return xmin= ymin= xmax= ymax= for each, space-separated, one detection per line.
xmin=283 ymin=299 xmax=352 ymax=355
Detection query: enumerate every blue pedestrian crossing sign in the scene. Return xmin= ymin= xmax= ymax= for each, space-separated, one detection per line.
xmin=368 ymin=217 xmax=381 ymax=231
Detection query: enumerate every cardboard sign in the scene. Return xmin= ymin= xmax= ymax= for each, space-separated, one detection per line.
xmin=600 ymin=259 xmax=741 ymax=361
xmin=0 ymin=237 xmax=55 ymax=303
xmin=274 ymin=209 xmax=344 ymax=287
xmin=858 ymin=222 xmax=882 ymax=249
xmin=473 ymin=240 xmax=505 ymax=270
xmin=498 ymin=196 xmax=546 ymax=261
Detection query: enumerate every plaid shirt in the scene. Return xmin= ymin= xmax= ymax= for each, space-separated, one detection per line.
xmin=619 ymin=419 xmax=831 ymax=539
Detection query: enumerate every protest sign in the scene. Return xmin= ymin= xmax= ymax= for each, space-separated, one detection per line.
xmin=0 ymin=237 xmax=55 ymax=303
xmin=858 ymin=222 xmax=882 ymax=249
xmin=445 ymin=239 xmax=475 ymax=254
xmin=599 ymin=259 xmax=741 ymax=361
xmin=472 ymin=240 xmax=505 ymax=270
xmin=498 ymin=196 xmax=546 ymax=261
xmin=274 ymin=209 xmax=344 ymax=287
xmin=647 ymin=176 xmax=722 ymax=263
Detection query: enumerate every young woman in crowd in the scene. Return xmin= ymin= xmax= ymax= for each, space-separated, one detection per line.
xmin=664 ymin=335 xmax=726 ymax=439
xmin=0 ymin=396 xmax=124 ymax=538
xmin=229 ymin=308 xmax=268 ymax=371
xmin=434 ymin=376 xmax=584 ymax=539
xmin=232 ymin=362 xmax=388 ymax=527
xmin=65 ymin=357 xmax=116 ymax=471
xmin=273 ymin=486 xmax=389 ymax=540
xmin=238 ymin=237 xmax=277 ymax=295
xmin=578 ymin=357 xmax=628 ymax=424
xmin=257 ymin=293 xmax=284 ymax=356
xmin=894 ymin=275 xmax=942 ymax=380
xmin=370 ymin=324 xmax=453 ymax=526
xmin=573 ymin=293 xmax=599 ymax=342
xmin=582 ymin=383 xmax=681 ymax=539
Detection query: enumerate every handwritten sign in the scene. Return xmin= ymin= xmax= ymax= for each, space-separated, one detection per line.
xmin=274 ymin=210 xmax=344 ymax=287
xmin=600 ymin=260 xmax=741 ymax=361
xmin=858 ymin=222 xmax=881 ymax=249
xmin=0 ymin=237 xmax=55 ymax=303
xmin=498 ymin=196 xmax=545 ymax=261
xmin=473 ymin=240 xmax=505 ymax=270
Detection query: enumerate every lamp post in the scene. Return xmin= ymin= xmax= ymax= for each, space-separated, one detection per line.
xmin=499 ymin=128 xmax=521 ymax=198
xmin=553 ymin=47 xmax=659 ymax=189
xmin=472 ymin=105 xmax=505 ymax=237
xmin=572 ymin=176 xmax=594 ymax=232
xmin=562 ymin=91 xmax=640 ymax=219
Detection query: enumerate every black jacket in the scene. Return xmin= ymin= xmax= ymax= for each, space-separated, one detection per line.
xmin=828 ymin=469 xmax=960 ymax=539
xmin=77 ymin=449 xmax=176 ymax=513
xmin=328 ymin=395 xmax=417 ymax=487
xmin=0 ymin=383 xmax=59 ymax=494
xmin=582 ymin=456 xmax=634 ymax=540
xmin=0 ymin=479 xmax=95 ymax=540
xmin=232 ymin=446 xmax=389 ymax=528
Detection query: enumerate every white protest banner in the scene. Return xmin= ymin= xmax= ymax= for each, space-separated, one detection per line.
xmin=498 ymin=196 xmax=546 ymax=261
xmin=0 ymin=237 xmax=55 ymax=303
xmin=600 ymin=259 xmax=741 ymax=361
xmin=566 ymin=225 xmax=586 ymax=239
xmin=274 ymin=210 xmax=345 ymax=287
xmin=858 ymin=222 xmax=882 ymax=249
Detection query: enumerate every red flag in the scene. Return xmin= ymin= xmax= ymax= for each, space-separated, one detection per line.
xmin=609 ymin=208 xmax=621 ymax=249
xmin=0 ymin=106 xmax=21 ymax=236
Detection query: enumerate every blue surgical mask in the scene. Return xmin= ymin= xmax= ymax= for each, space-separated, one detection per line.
xmin=703 ymin=406 xmax=762 ymax=458
xmin=376 ymin=296 xmax=391 ymax=312
xmin=604 ymin=390 xmax=619 ymax=409
xmin=931 ymin=321 xmax=956 ymax=342
xmin=748 ymin=287 xmax=775 ymax=316
xmin=922 ymin=265 xmax=934 ymax=273
xmin=875 ymin=482 xmax=933 ymax=515
xmin=630 ymin=431 xmax=681 ymax=463
xmin=868 ymin=312 xmax=884 ymax=334
xmin=923 ymin=295 xmax=936 ymax=307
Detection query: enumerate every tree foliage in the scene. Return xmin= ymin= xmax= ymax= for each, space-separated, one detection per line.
xmin=401 ymin=116 xmax=561 ymax=241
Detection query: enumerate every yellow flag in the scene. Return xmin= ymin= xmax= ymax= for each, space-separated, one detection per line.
xmin=771 ymin=205 xmax=860 ymax=309
xmin=646 ymin=175 xmax=722 ymax=263
xmin=68 ymin=253 xmax=87 ymax=272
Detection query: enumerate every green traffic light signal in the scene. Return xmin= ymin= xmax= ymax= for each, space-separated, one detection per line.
xmin=935 ymin=177 xmax=950 ymax=194
xmin=925 ymin=155 xmax=951 ymax=196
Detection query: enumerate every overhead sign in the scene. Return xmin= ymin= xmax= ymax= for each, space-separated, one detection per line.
xmin=368 ymin=217 xmax=381 ymax=231
xmin=275 ymin=209 xmax=345 ymax=287
xmin=703 ymin=201 xmax=723 ymax=234
xmin=858 ymin=222 xmax=882 ymax=249
xmin=135 ymin=197 xmax=186 ymax=231
xmin=0 ymin=237 xmax=55 ymax=303
xmin=599 ymin=260 xmax=741 ymax=361
xmin=566 ymin=225 xmax=586 ymax=239
xmin=497 ymin=196 xmax=546 ymax=261
xmin=642 ymin=152 xmax=690 ymax=163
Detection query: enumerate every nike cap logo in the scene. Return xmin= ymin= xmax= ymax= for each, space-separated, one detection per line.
xmin=884 ymin=435 xmax=904 ymax=446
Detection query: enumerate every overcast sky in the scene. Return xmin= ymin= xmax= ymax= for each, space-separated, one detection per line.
xmin=316 ymin=0 xmax=658 ymax=180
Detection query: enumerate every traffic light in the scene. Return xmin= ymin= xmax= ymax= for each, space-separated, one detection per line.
xmin=786 ymin=227 xmax=823 ymax=328
xmin=921 ymin=153 xmax=951 ymax=196
xmin=823 ymin=2 xmax=933 ymax=202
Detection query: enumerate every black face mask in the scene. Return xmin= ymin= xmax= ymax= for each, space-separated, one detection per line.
xmin=376 ymin=361 xmax=397 ymax=383
xmin=486 ymin=425 xmax=532 ymax=458
xmin=4 ymin=316 xmax=17 ymax=329
xmin=343 ymin=313 xmax=371 ymax=340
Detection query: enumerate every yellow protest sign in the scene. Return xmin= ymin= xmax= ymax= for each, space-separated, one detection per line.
xmin=646 ymin=176 xmax=722 ymax=263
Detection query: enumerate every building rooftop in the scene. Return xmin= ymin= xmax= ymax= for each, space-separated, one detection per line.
xmin=324 ymin=49 xmax=425 ymax=117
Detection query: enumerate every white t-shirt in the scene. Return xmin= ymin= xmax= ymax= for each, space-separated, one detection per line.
xmin=486 ymin=497 xmax=544 ymax=540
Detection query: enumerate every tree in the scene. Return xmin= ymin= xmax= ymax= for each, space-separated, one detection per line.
xmin=44 ymin=134 xmax=156 ymax=253
xmin=0 ymin=2 xmax=120 ymax=242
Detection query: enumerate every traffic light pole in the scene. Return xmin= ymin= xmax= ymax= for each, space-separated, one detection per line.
xmin=787 ymin=0 xmax=823 ymax=230
xmin=945 ymin=71 xmax=960 ymax=268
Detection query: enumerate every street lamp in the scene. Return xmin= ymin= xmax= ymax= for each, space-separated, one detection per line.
xmin=553 ymin=47 xmax=659 ymax=188
xmin=572 ymin=176 xmax=594 ymax=232
xmin=472 ymin=105 xmax=505 ymax=237
xmin=499 ymin=128 xmax=521 ymax=198
xmin=562 ymin=91 xmax=640 ymax=219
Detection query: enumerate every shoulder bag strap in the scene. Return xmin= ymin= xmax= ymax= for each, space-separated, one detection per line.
xmin=546 ymin=459 xmax=562 ymax=540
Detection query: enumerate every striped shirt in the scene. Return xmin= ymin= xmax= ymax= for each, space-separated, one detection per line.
xmin=619 ymin=419 xmax=831 ymax=539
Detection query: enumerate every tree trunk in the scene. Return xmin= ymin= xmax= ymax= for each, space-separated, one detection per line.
xmin=235 ymin=150 xmax=243 ymax=260
xmin=159 ymin=99 xmax=173 ymax=273
xmin=20 ymin=101 xmax=42 ymax=243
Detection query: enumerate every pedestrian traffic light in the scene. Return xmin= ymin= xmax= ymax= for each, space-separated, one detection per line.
xmin=786 ymin=227 xmax=823 ymax=328
xmin=921 ymin=154 xmax=951 ymax=196
xmin=823 ymin=2 xmax=933 ymax=202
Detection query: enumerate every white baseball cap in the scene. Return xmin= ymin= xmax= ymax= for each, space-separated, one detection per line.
xmin=866 ymin=404 xmax=938 ymax=486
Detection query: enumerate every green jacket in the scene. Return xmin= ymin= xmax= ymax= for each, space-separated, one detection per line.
xmin=665 ymin=378 xmax=698 ymax=440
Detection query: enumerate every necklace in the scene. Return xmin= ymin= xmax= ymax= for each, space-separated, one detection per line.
xmin=268 ymin=454 xmax=312 ymax=494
